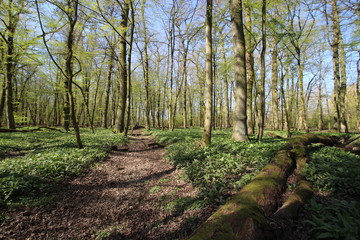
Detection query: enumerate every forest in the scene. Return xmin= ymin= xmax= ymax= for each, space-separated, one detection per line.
xmin=0 ymin=0 xmax=359 ymax=239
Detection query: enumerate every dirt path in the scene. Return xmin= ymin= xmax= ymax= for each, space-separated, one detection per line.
xmin=1 ymin=132 xmax=211 ymax=240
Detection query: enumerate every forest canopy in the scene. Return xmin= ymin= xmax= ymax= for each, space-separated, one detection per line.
xmin=0 ymin=0 xmax=359 ymax=140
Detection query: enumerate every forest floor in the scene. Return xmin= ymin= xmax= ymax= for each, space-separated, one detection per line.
xmin=0 ymin=130 xmax=214 ymax=240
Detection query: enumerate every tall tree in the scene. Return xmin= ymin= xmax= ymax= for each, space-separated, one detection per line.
xmin=0 ymin=0 xmax=25 ymax=129
xmin=270 ymin=37 xmax=280 ymax=130
xmin=329 ymin=0 xmax=348 ymax=132
xmin=102 ymin=37 xmax=116 ymax=129
xmin=36 ymin=0 xmax=83 ymax=148
xmin=140 ymin=0 xmax=151 ymax=130
xmin=282 ymin=1 xmax=315 ymax=132
xmin=244 ymin=3 xmax=256 ymax=134
xmin=231 ymin=0 xmax=249 ymax=141
xmin=257 ymin=0 xmax=266 ymax=141
xmin=357 ymin=52 xmax=360 ymax=129
xmin=114 ymin=1 xmax=130 ymax=133
xmin=202 ymin=0 xmax=213 ymax=145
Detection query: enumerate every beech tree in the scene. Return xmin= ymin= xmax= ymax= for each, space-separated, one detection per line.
xmin=0 ymin=0 xmax=26 ymax=129
xmin=202 ymin=0 xmax=213 ymax=145
xmin=231 ymin=0 xmax=249 ymax=141
xmin=328 ymin=0 xmax=349 ymax=132
xmin=36 ymin=0 xmax=83 ymax=148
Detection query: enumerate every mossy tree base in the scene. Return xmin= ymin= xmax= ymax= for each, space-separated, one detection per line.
xmin=187 ymin=134 xmax=337 ymax=240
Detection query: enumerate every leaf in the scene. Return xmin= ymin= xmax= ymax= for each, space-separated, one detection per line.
xmin=316 ymin=232 xmax=334 ymax=239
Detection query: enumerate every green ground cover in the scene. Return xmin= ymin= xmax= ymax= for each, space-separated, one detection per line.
xmin=151 ymin=128 xmax=286 ymax=203
xmin=303 ymin=146 xmax=360 ymax=240
xmin=0 ymin=128 xmax=127 ymax=210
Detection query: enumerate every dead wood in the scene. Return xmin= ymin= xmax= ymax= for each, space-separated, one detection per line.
xmin=187 ymin=133 xmax=337 ymax=240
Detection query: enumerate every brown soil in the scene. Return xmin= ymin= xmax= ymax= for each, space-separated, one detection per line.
xmin=0 ymin=131 xmax=213 ymax=240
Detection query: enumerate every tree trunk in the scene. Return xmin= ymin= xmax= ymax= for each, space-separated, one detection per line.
xmin=357 ymin=54 xmax=360 ymax=129
xmin=257 ymin=0 xmax=266 ymax=141
xmin=244 ymin=5 xmax=255 ymax=135
xmin=270 ymin=39 xmax=280 ymax=130
xmin=102 ymin=47 xmax=114 ymax=128
xmin=202 ymin=0 xmax=213 ymax=146
xmin=0 ymin=75 xmax=6 ymax=127
xmin=221 ymin=45 xmax=230 ymax=128
xmin=66 ymin=0 xmax=82 ymax=149
xmin=330 ymin=0 xmax=344 ymax=133
xmin=124 ymin=1 xmax=134 ymax=137
xmin=141 ymin=0 xmax=151 ymax=131
xmin=114 ymin=1 xmax=129 ymax=133
xmin=187 ymin=134 xmax=336 ymax=240
xmin=182 ymin=47 xmax=188 ymax=129
xmin=297 ymin=55 xmax=308 ymax=132
xmin=336 ymin=0 xmax=348 ymax=132
xmin=231 ymin=0 xmax=248 ymax=142
xmin=6 ymin=23 xmax=16 ymax=130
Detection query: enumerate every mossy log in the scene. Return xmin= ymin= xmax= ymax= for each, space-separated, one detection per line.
xmin=273 ymin=177 xmax=313 ymax=220
xmin=187 ymin=133 xmax=337 ymax=240
xmin=188 ymin=150 xmax=294 ymax=240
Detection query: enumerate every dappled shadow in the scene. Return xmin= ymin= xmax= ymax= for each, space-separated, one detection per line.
xmin=64 ymin=167 xmax=176 ymax=192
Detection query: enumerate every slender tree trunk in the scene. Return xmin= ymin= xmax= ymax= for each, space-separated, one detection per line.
xmin=330 ymin=0 xmax=343 ymax=133
xmin=168 ymin=2 xmax=176 ymax=131
xmin=182 ymin=46 xmax=188 ymax=129
xmin=140 ymin=0 xmax=151 ymax=130
xmin=244 ymin=4 xmax=255 ymax=134
xmin=124 ymin=1 xmax=134 ymax=137
xmin=0 ymin=75 xmax=6 ymax=127
xmin=114 ymin=1 xmax=129 ymax=133
xmin=222 ymin=45 xmax=230 ymax=128
xmin=318 ymin=80 xmax=324 ymax=130
xmin=6 ymin=23 xmax=16 ymax=129
xmin=297 ymin=55 xmax=308 ymax=132
xmin=231 ymin=0 xmax=249 ymax=141
xmin=337 ymin=2 xmax=348 ymax=132
xmin=202 ymin=0 xmax=213 ymax=145
xmin=357 ymin=54 xmax=360 ymax=130
xmin=270 ymin=39 xmax=280 ymax=130
xmin=280 ymin=68 xmax=291 ymax=138
xmin=257 ymin=0 xmax=266 ymax=141
xmin=102 ymin=48 xmax=114 ymax=128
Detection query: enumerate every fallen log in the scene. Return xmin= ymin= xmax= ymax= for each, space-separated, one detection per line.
xmin=187 ymin=133 xmax=337 ymax=240
xmin=187 ymin=150 xmax=294 ymax=240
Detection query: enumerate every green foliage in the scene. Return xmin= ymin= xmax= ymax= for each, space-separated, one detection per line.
xmin=149 ymin=186 xmax=162 ymax=194
xmin=302 ymin=145 xmax=360 ymax=240
xmin=303 ymin=147 xmax=360 ymax=196
xmin=305 ymin=198 xmax=360 ymax=240
xmin=95 ymin=229 xmax=112 ymax=240
xmin=163 ymin=197 xmax=205 ymax=214
xmin=151 ymin=128 xmax=285 ymax=203
xmin=0 ymin=128 xmax=127 ymax=208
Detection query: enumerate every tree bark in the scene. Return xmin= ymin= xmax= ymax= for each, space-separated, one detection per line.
xmin=114 ymin=1 xmax=129 ymax=133
xmin=5 ymin=11 xmax=17 ymax=130
xmin=270 ymin=39 xmax=280 ymax=130
xmin=202 ymin=0 xmax=213 ymax=145
xmin=102 ymin=46 xmax=114 ymax=128
xmin=231 ymin=0 xmax=249 ymax=142
xmin=66 ymin=0 xmax=82 ymax=149
xmin=332 ymin=0 xmax=348 ymax=132
xmin=357 ymin=53 xmax=360 ymax=129
xmin=123 ymin=0 xmax=134 ymax=137
xmin=257 ymin=0 xmax=266 ymax=141
xmin=330 ymin=0 xmax=347 ymax=133
xmin=244 ymin=4 xmax=255 ymax=135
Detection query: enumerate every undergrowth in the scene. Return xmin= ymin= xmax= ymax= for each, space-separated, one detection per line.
xmin=303 ymin=146 xmax=360 ymax=239
xmin=0 ymin=128 xmax=127 ymax=211
xmin=152 ymin=128 xmax=285 ymax=203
